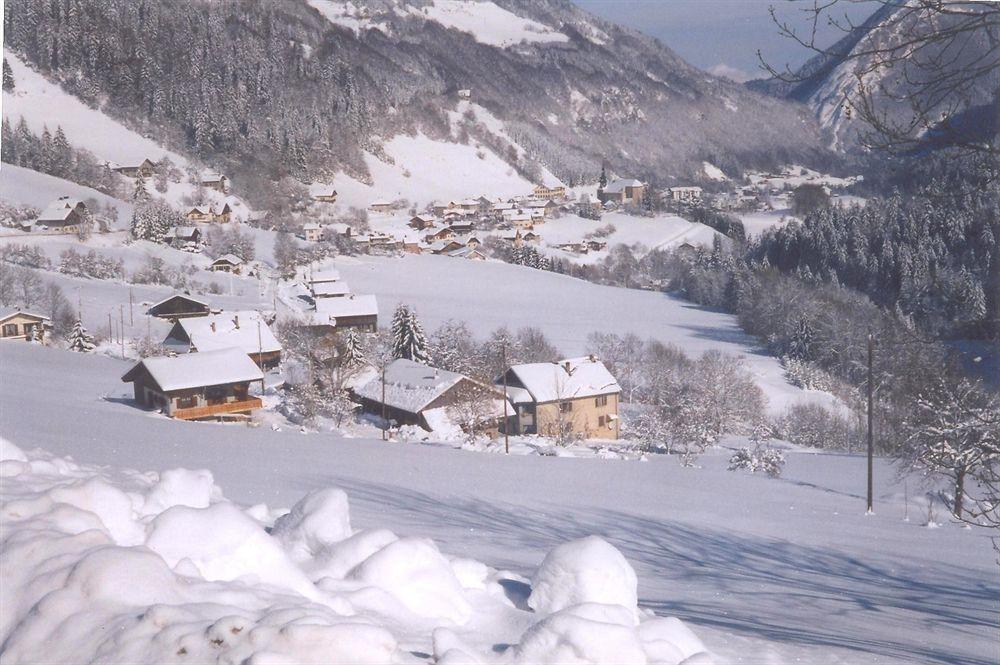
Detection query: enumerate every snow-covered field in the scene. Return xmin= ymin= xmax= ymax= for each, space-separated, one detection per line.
xmin=0 ymin=164 xmax=134 ymax=228
xmin=1 ymin=342 xmax=995 ymax=664
xmin=336 ymin=254 xmax=832 ymax=414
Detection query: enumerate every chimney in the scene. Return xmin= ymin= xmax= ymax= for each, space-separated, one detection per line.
xmin=210 ymin=322 xmax=216 ymax=332
xmin=234 ymin=315 xmax=240 ymax=329
xmin=588 ymin=354 xmax=597 ymax=363
xmin=563 ymin=361 xmax=571 ymax=373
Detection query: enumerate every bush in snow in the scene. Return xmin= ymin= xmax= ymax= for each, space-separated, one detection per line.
xmin=728 ymin=447 xmax=785 ymax=478
xmin=779 ymin=402 xmax=855 ymax=450
xmin=528 ymin=536 xmax=638 ymax=617
xmin=58 ymin=248 xmax=124 ymax=280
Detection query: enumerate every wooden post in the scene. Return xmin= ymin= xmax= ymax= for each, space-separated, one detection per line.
xmin=257 ymin=318 xmax=265 ymax=390
xmin=501 ymin=342 xmax=509 ymax=454
xmin=120 ymin=305 xmax=125 ymax=359
xmin=108 ymin=311 xmax=113 ymax=340
xmin=866 ymin=331 xmax=875 ymax=515
xmin=129 ymin=288 xmax=134 ymax=326
xmin=381 ymin=362 xmax=388 ymax=441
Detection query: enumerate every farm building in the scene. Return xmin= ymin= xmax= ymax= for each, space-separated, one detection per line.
xmin=210 ymin=254 xmax=244 ymax=274
xmin=498 ymin=356 xmax=621 ymax=439
xmin=112 ymin=159 xmax=156 ymax=178
xmin=201 ymin=172 xmax=230 ymax=194
xmin=162 ymin=310 xmax=281 ymax=369
xmin=121 ymin=348 xmax=263 ymax=421
xmin=353 ymin=359 xmax=512 ymax=434
xmin=163 ymin=226 xmax=201 ymax=248
xmin=667 ymin=186 xmax=703 ymax=203
xmin=599 ymin=178 xmax=645 ymax=205
xmin=306 ymin=294 xmax=378 ymax=333
xmin=35 ymin=198 xmax=90 ymax=234
xmin=312 ymin=187 xmax=338 ymax=203
xmin=0 ymin=309 xmax=51 ymax=341
xmin=147 ymin=295 xmax=212 ymax=320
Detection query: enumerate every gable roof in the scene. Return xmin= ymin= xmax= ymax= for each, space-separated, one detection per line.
xmin=603 ymin=178 xmax=643 ymax=194
xmin=504 ymin=356 xmax=621 ymax=404
xmin=201 ymin=172 xmax=227 ymax=183
xmin=311 ymin=281 xmax=352 ymax=298
xmin=309 ymin=269 xmax=341 ymax=284
xmin=169 ymin=311 xmax=281 ymax=355
xmin=122 ymin=347 xmax=263 ymax=392
xmin=165 ymin=226 xmax=200 ymax=240
xmin=37 ymin=198 xmax=84 ymax=223
xmin=186 ymin=205 xmax=214 ymax=216
xmin=147 ymin=294 xmax=211 ymax=315
xmin=354 ymin=359 xmax=465 ymax=414
xmin=212 ymin=254 xmax=244 ymax=266
xmin=313 ymin=294 xmax=378 ymax=320
xmin=0 ymin=308 xmax=51 ymax=323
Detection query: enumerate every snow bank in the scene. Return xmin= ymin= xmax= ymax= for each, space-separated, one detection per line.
xmin=528 ymin=536 xmax=639 ymax=616
xmin=0 ymin=443 xmax=711 ymax=662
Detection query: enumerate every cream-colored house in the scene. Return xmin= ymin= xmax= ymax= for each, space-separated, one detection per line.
xmin=0 ymin=309 xmax=52 ymax=341
xmin=498 ymin=356 xmax=621 ymax=440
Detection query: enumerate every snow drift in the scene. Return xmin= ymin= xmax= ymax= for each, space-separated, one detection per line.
xmin=0 ymin=438 xmax=713 ymax=663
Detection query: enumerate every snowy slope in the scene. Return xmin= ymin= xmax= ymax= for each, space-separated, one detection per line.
xmin=1 ymin=342 xmax=995 ymax=665
xmin=414 ymin=0 xmax=570 ymax=47
xmin=2 ymin=53 xmax=188 ymax=168
xmin=0 ymin=164 xmax=133 ymax=227
xmin=336 ymin=254 xmax=834 ymax=414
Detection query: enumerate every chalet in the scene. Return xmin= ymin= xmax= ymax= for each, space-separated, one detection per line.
xmin=184 ymin=205 xmax=215 ymax=224
xmin=409 ymin=215 xmax=437 ymax=231
xmin=302 ymin=224 xmax=323 ymax=242
xmin=492 ymin=201 xmax=515 ymax=219
xmin=599 ymin=178 xmax=645 ymax=205
xmin=121 ymin=347 xmax=263 ymax=421
xmin=502 ymin=230 xmax=539 ymax=246
xmin=674 ymin=242 xmax=699 ymax=259
xmin=457 ymin=89 xmax=472 ymax=101
xmin=533 ymin=184 xmax=566 ymax=200
xmin=586 ymin=239 xmax=607 ymax=252
xmin=448 ymin=246 xmax=487 ymax=260
xmin=210 ymin=254 xmax=244 ymax=274
xmin=201 ymin=172 xmax=230 ymax=194
xmin=370 ymin=200 xmax=393 ymax=214
xmin=311 ymin=280 xmax=352 ymax=299
xmin=306 ymin=294 xmax=378 ymax=332
xmin=324 ymin=223 xmax=352 ymax=239
xmin=464 ymin=235 xmax=482 ymax=248
xmin=428 ymin=240 xmax=466 ymax=255
xmin=113 ymin=159 xmax=156 ymax=178
xmin=456 ymin=199 xmax=480 ymax=214
xmin=529 ymin=209 xmax=546 ymax=225
xmin=447 ymin=220 xmax=475 ymax=234
xmin=164 ymin=226 xmax=201 ymax=248
xmin=147 ymin=294 xmax=212 ymax=320
xmin=36 ymin=198 xmax=90 ymax=234
xmin=508 ymin=213 xmax=533 ymax=229
xmin=557 ymin=242 xmax=588 ymax=254
xmin=475 ymin=196 xmax=493 ymax=211
xmin=498 ymin=356 xmax=621 ymax=439
xmin=523 ymin=199 xmax=559 ymax=217
xmin=354 ymin=359 xmax=512 ymax=434
xmin=424 ymin=227 xmax=456 ymax=243
xmin=312 ymin=187 xmax=338 ymax=203
xmin=309 ymin=268 xmax=341 ymax=286
xmin=162 ymin=310 xmax=282 ymax=369
xmin=431 ymin=202 xmax=449 ymax=216
xmin=215 ymin=202 xmax=233 ymax=224
xmin=667 ymin=186 xmax=703 ymax=203
xmin=0 ymin=308 xmax=51 ymax=341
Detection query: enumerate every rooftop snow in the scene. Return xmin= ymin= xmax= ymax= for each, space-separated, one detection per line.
xmin=354 ymin=358 xmax=465 ymax=414
xmin=313 ymin=294 xmax=378 ymax=320
xmin=603 ymin=179 xmax=643 ymax=194
xmin=506 ymin=356 xmax=621 ymax=403
xmin=311 ymin=281 xmax=352 ymax=298
xmin=309 ymin=269 xmax=341 ymax=284
xmin=171 ymin=311 xmax=281 ymax=355
xmin=123 ymin=347 xmax=263 ymax=392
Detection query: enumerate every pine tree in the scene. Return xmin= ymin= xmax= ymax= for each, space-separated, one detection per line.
xmin=2 ymin=58 xmax=14 ymax=92
xmin=67 ymin=318 xmax=96 ymax=352
xmin=52 ymin=126 xmax=73 ymax=178
xmin=390 ymin=304 xmax=430 ymax=363
xmin=133 ymin=171 xmax=150 ymax=202
xmin=598 ymin=164 xmax=608 ymax=190
xmin=342 ymin=328 xmax=365 ymax=367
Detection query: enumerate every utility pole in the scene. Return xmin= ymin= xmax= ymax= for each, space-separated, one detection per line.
xmin=108 ymin=311 xmax=113 ymax=340
xmin=866 ymin=331 xmax=875 ymax=515
xmin=129 ymin=288 xmax=134 ymax=326
xmin=257 ymin=318 xmax=265 ymax=390
xmin=501 ymin=341 xmax=509 ymax=454
xmin=381 ymin=362 xmax=388 ymax=441
xmin=120 ymin=305 xmax=125 ymax=359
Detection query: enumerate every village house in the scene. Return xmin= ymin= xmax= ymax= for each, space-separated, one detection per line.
xmin=309 ymin=268 xmax=341 ymax=287
xmin=302 ymin=223 xmax=323 ymax=242
xmin=162 ymin=310 xmax=282 ymax=369
xmin=306 ymin=294 xmax=379 ymax=333
xmin=209 ymin=254 xmax=244 ymax=274
xmin=586 ymin=239 xmax=607 ymax=252
xmin=491 ymin=201 xmax=515 ymax=220
xmin=424 ymin=227 xmax=456 ymax=243
xmin=448 ymin=246 xmax=487 ymax=260
xmin=353 ymin=359 xmax=512 ymax=434
xmin=215 ymin=202 xmax=233 ymax=223
xmin=447 ymin=220 xmax=475 ymax=234
xmin=312 ymin=187 xmax=338 ymax=203
xmin=311 ymin=280 xmax=352 ymax=299
xmin=112 ymin=159 xmax=156 ymax=178
xmin=147 ymin=294 xmax=213 ymax=320
xmin=457 ymin=89 xmax=472 ymax=101
xmin=370 ymin=200 xmax=393 ymax=214
xmin=599 ymin=178 xmax=645 ymax=205
xmin=408 ymin=215 xmax=437 ymax=231
xmin=428 ymin=240 xmax=466 ymax=255
xmin=431 ymin=202 xmax=449 ymax=217
xmin=323 ymin=223 xmax=352 ymax=240
xmin=0 ymin=308 xmax=52 ymax=341
xmin=667 ymin=186 xmax=703 ymax=204
xmin=502 ymin=230 xmax=539 ymax=247
xmin=507 ymin=212 xmax=534 ymax=229
xmin=557 ymin=242 xmax=589 ymax=255
xmin=34 ymin=197 xmax=90 ymax=234
xmin=523 ymin=199 xmax=559 ymax=218
xmin=201 ymin=172 xmax=230 ymax=194
xmin=498 ymin=356 xmax=621 ymax=439
xmin=533 ymin=184 xmax=566 ymax=200
xmin=184 ymin=205 xmax=215 ymax=224
xmin=163 ymin=226 xmax=202 ymax=248
xmin=121 ymin=347 xmax=263 ymax=421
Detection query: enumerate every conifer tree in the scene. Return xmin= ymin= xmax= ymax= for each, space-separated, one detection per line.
xmin=598 ymin=164 xmax=608 ymax=190
xmin=2 ymin=58 xmax=14 ymax=92
xmin=342 ymin=328 xmax=365 ymax=368
xmin=67 ymin=318 xmax=96 ymax=352
xmin=390 ymin=303 xmax=430 ymax=363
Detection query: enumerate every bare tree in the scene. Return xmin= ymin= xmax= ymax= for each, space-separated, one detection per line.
xmin=762 ymin=0 xmax=999 ymax=157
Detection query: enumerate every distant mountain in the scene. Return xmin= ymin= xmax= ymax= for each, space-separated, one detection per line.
xmin=3 ymin=0 xmax=830 ymax=201
xmin=749 ymin=2 xmax=999 ymax=152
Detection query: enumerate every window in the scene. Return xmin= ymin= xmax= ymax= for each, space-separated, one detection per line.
xmin=2 ymin=324 xmax=18 ymax=337
xmin=595 ymin=395 xmax=608 ymax=407
xmin=598 ymin=415 xmax=606 ymax=427
xmin=559 ymin=401 xmax=573 ymax=413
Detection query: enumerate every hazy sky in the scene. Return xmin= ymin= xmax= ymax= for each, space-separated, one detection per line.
xmin=573 ymin=0 xmax=878 ymax=81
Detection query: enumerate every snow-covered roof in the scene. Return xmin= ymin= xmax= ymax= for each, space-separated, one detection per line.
xmin=212 ymin=254 xmax=244 ymax=266
xmin=0 ymin=308 xmax=51 ymax=323
xmin=504 ymin=356 xmax=621 ymax=404
xmin=170 ymin=311 xmax=281 ymax=355
xmin=669 ymin=186 xmax=703 ymax=192
xmin=166 ymin=226 xmax=199 ymax=239
xmin=311 ymin=281 xmax=352 ymax=298
xmin=201 ymin=172 xmax=227 ymax=182
xmin=309 ymin=269 xmax=341 ymax=284
xmin=37 ymin=198 xmax=83 ymax=222
xmin=123 ymin=347 xmax=263 ymax=392
xmin=355 ymin=359 xmax=465 ymax=414
xmin=186 ymin=205 xmax=213 ymax=216
xmin=312 ymin=294 xmax=378 ymax=320
xmin=303 ymin=223 xmax=321 ymax=231
xmin=147 ymin=294 xmax=210 ymax=313
xmin=603 ymin=178 xmax=643 ymax=194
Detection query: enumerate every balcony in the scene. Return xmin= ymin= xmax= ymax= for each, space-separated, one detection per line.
xmin=172 ymin=397 xmax=262 ymax=421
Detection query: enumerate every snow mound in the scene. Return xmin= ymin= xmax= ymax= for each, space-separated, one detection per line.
xmin=350 ymin=536 xmax=474 ymax=624
xmin=528 ymin=536 xmax=638 ymax=617
xmin=0 ymin=442 xmax=710 ymax=662
xmin=272 ymin=488 xmax=353 ymax=562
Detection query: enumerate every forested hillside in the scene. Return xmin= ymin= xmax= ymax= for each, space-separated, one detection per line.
xmin=3 ymin=0 xmax=830 ymax=201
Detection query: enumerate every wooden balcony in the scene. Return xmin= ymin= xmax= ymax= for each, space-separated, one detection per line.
xmin=173 ymin=398 xmax=262 ymax=421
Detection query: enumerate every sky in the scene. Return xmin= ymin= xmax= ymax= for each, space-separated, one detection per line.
xmin=573 ymin=0 xmax=879 ymax=82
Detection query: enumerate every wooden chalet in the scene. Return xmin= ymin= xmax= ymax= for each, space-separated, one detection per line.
xmin=409 ymin=215 xmax=437 ymax=231
xmin=201 ymin=172 xmax=230 ymax=194
xmin=306 ymin=294 xmax=378 ymax=333
xmin=312 ymin=187 xmax=338 ymax=203
xmin=302 ymin=224 xmax=323 ymax=242
xmin=215 ymin=202 xmax=233 ymax=223
xmin=35 ymin=198 xmax=90 ymax=234
xmin=162 ymin=310 xmax=282 ymax=369
xmin=184 ymin=205 xmax=215 ymax=223
xmin=147 ymin=294 xmax=212 ymax=320
xmin=533 ymin=184 xmax=566 ymax=200
xmin=353 ymin=359 xmax=512 ymax=434
xmin=0 ymin=308 xmax=52 ymax=341
xmin=424 ymin=227 xmax=455 ymax=243
xmin=210 ymin=254 xmax=244 ymax=274
xmin=370 ymin=200 xmax=393 ymax=214
xmin=599 ymin=178 xmax=645 ymax=205
xmin=121 ymin=348 xmax=263 ymax=421
xmin=164 ymin=226 xmax=202 ymax=248
xmin=113 ymin=159 xmax=156 ymax=178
